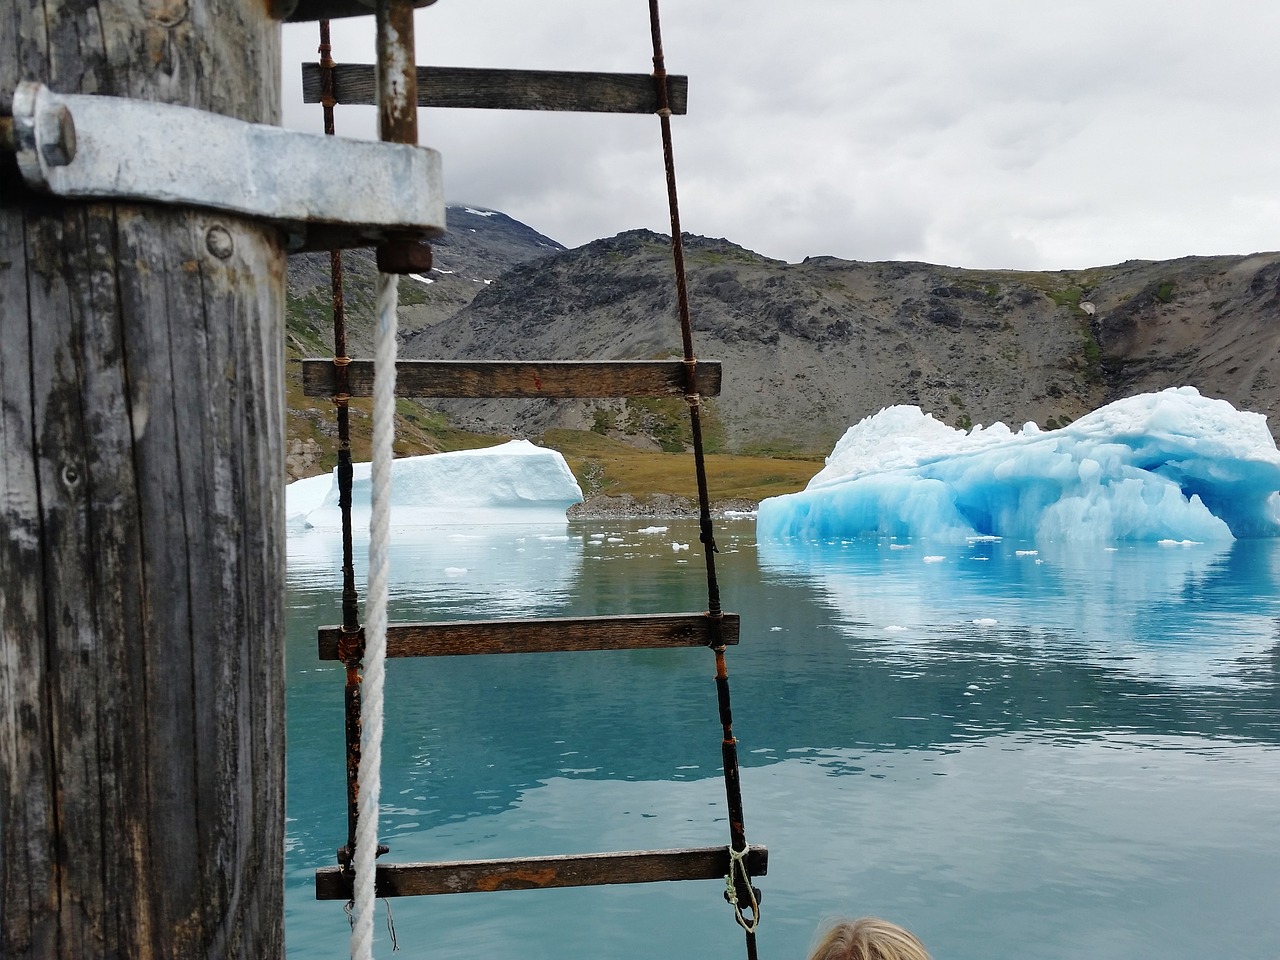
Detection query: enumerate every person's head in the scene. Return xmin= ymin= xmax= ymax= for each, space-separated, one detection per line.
xmin=807 ymin=917 xmax=932 ymax=960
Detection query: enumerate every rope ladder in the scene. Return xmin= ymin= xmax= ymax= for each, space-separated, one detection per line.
xmin=306 ymin=5 xmax=765 ymax=957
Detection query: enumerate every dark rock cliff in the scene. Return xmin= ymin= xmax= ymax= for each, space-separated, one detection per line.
xmin=400 ymin=229 xmax=1280 ymax=453
xmin=286 ymin=211 xmax=1280 ymax=472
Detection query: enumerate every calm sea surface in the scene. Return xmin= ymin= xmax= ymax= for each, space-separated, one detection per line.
xmin=285 ymin=520 xmax=1280 ymax=959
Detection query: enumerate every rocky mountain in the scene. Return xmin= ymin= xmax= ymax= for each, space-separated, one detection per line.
xmin=287 ymin=204 xmax=565 ymax=357
xmin=283 ymin=206 xmax=564 ymax=476
xmin=402 ymin=229 xmax=1280 ymax=454
xmin=285 ymin=209 xmax=1280 ymax=476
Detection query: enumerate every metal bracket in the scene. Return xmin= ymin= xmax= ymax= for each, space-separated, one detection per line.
xmin=4 ymin=82 xmax=446 ymax=252
xmin=280 ymin=0 xmax=437 ymax=22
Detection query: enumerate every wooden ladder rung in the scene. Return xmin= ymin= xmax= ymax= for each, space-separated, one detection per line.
xmin=301 ymin=64 xmax=688 ymax=115
xmin=301 ymin=358 xmax=721 ymax=399
xmin=318 ymin=612 xmax=739 ymax=660
xmin=315 ymin=845 xmax=768 ymax=899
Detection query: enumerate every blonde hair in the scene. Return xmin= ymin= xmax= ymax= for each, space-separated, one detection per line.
xmin=808 ymin=917 xmax=932 ymax=960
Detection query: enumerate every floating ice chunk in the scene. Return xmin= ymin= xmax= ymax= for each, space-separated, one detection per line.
xmin=972 ymin=618 xmax=998 ymax=626
xmin=672 ymin=542 xmax=690 ymax=551
xmin=638 ymin=526 xmax=669 ymax=534
xmin=758 ymin=388 xmax=1280 ymax=543
xmin=923 ymin=555 xmax=946 ymax=563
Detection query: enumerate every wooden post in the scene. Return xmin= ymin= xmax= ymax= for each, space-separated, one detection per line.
xmin=0 ymin=1 xmax=285 ymax=957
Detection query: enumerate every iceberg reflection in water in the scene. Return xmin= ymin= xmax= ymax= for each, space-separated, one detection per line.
xmin=284 ymin=521 xmax=1280 ymax=960
xmin=286 ymin=522 xmax=584 ymax=619
xmin=757 ymin=535 xmax=1280 ymax=686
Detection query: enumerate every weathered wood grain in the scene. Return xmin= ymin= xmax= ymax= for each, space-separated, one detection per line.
xmin=302 ymin=63 xmax=688 ymax=114
xmin=0 ymin=175 xmax=59 ymax=960
xmin=301 ymin=358 xmax=722 ymax=398
xmin=317 ymin=612 xmax=740 ymax=660
xmin=315 ymin=845 xmax=769 ymax=899
xmin=0 ymin=1 xmax=285 ymax=957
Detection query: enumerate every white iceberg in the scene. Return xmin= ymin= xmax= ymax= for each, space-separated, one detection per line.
xmin=757 ymin=387 xmax=1280 ymax=542
xmin=287 ymin=439 xmax=584 ymax=531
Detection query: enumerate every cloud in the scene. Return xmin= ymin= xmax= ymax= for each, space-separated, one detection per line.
xmin=281 ymin=0 xmax=1280 ymax=269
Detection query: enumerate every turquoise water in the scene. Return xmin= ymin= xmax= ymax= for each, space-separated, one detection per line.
xmin=285 ymin=521 xmax=1280 ymax=959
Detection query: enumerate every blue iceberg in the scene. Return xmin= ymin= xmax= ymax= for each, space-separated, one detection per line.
xmin=757 ymin=387 xmax=1280 ymax=542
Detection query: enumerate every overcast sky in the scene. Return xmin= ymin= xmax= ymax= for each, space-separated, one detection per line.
xmin=282 ymin=1 xmax=1280 ymax=270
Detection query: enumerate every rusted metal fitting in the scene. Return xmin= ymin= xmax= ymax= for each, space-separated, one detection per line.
xmin=336 ymin=627 xmax=365 ymax=664
xmin=370 ymin=0 xmax=430 ymax=276
xmin=375 ymin=233 xmax=433 ymax=274
xmin=337 ymin=842 xmax=389 ymax=872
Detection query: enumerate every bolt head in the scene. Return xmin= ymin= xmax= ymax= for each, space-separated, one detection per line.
xmin=38 ymin=104 xmax=76 ymax=167
xmin=206 ymin=225 xmax=235 ymax=260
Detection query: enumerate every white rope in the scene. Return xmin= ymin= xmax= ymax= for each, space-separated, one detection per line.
xmin=352 ymin=271 xmax=399 ymax=959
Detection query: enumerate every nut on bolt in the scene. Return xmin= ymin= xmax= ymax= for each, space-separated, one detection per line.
xmin=38 ymin=103 xmax=76 ymax=167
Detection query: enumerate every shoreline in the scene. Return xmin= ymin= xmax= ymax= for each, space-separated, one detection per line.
xmin=567 ymin=494 xmax=758 ymax=521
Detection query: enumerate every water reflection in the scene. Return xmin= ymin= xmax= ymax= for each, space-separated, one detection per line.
xmin=757 ymin=536 xmax=1280 ymax=687
xmin=287 ymin=522 xmax=583 ymax=618
xmin=285 ymin=521 xmax=1280 ymax=960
